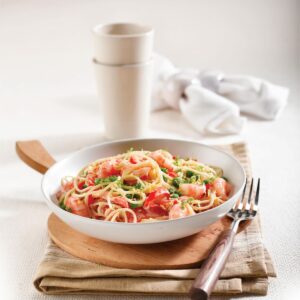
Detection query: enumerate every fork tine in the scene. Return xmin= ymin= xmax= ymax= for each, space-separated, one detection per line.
xmin=232 ymin=178 xmax=247 ymax=211
xmin=241 ymin=178 xmax=248 ymax=200
xmin=244 ymin=178 xmax=254 ymax=211
xmin=228 ymin=178 xmax=260 ymax=220
xmin=240 ymin=179 xmax=248 ymax=208
xmin=254 ymin=178 xmax=260 ymax=209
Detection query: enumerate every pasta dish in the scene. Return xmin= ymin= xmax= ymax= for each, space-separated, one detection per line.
xmin=56 ymin=149 xmax=232 ymax=223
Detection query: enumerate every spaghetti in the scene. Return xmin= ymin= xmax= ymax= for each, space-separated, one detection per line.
xmin=56 ymin=149 xmax=232 ymax=223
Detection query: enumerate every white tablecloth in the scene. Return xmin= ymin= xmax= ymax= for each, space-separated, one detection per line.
xmin=1 ymin=1 xmax=300 ymax=299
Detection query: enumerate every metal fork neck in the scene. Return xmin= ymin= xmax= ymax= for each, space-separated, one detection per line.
xmin=230 ymin=219 xmax=241 ymax=233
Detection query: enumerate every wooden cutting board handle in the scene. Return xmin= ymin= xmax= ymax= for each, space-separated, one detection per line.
xmin=16 ymin=140 xmax=56 ymax=174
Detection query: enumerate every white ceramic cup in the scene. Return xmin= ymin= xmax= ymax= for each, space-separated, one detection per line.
xmin=93 ymin=59 xmax=153 ymax=139
xmin=92 ymin=23 xmax=154 ymax=65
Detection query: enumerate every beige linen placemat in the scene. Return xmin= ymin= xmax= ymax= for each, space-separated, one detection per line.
xmin=33 ymin=142 xmax=276 ymax=296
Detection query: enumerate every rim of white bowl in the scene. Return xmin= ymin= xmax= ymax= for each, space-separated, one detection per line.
xmin=41 ymin=138 xmax=246 ymax=226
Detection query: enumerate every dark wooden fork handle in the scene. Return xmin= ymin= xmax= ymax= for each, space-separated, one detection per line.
xmin=190 ymin=228 xmax=236 ymax=300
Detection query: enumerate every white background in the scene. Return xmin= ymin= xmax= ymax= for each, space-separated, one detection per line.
xmin=0 ymin=0 xmax=299 ymax=299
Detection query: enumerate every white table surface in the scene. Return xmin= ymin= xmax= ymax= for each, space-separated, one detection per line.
xmin=0 ymin=0 xmax=299 ymax=299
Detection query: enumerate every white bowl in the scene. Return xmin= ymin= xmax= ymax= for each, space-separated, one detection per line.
xmin=42 ymin=138 xmax=246 ymax=244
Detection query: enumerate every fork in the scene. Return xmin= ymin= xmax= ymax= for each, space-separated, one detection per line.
xmin=190 ymin=178 xmax=260 ymax=300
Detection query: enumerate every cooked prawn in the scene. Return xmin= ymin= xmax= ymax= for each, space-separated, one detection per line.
xmin=132 ymin=167 xmax=151 ymax=179
xmin=179 ymin=183 xmax=206 ymax=199
xmin=149 ymin=150 xmax=174 ymax=170
xmin=213 ymin=178 xmax=229 ymax=195
xmin=169 ymin=203 xmax=195 ymax=219
xmin=65 ymin=196 xmax=91 ymax=217
xmin=97 ymin=160 xmax=121 ymax=178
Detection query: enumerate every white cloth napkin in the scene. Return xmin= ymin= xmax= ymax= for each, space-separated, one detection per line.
xmin=151 ymin=54 xmax=289 ymax=135
xmin=180 ymin=85 xmax=246 ymax=135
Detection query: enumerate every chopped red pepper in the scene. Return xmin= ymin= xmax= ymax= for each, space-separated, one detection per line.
xmin=78 ymin=181 xmax=86 ymax=190
xmin=87 ymin=194 xmax=96 ymax=205
xmin=129 ymin=155 xmax=138 ymax=164
xmin=143 ymin=187 xmax=171 ymax=216
xmin=168 ymin=170 xmax=177 ymax=178
xmin=205 ymin=183 xmax=213 ymax=195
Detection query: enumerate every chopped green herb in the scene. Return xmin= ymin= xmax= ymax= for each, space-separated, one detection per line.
xmin=95 ymin=176 xmax=118 ymax=185
xmin=83 ymin=184 xmax=88 ymax=189
xmin=135 ymin=182 xmax=142 ymax=189
xmin=203 ymin=179 xmax=210 ymax=185
xmin=173 ymin=156 xmax=182 ymax=166
xmin=59 ymin=201 xmax=66 ymax=210
xmin=186 ymin=170 xmax=194 ymax=178
xmin=168 ymin=187 xmax=176 ymax=194
xmin=115 ymin=180 xmax=122 ymax=187
xmin=160 ymin=168 xmax=168 ymax=173
xmin=108 ymin=176 xmax=118 ymax=182
xmin=171 ymin=193 xmax=179 ymax=198
xmin=129 ymin=202 xmax=143 ymax=209
xmin=126 ymin=194 xmax=140 ymax=200
xmin=221 ymin=176 xmax=228 ymax=182
xmin=94 ymin=178 xmax=101 ymax=185
xmin=163 ymin=175 xmax=168 ymax=182
xmin=126 ymin=194 xmax=142 ymax=208
xmin=187 ymin=175 xmax=199 ymax=183
xmin=172 ymin=177 xmax=182 ymax=188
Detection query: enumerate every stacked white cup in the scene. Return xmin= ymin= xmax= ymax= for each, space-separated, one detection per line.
xmin=92 ymin=23 xmax=154 ymax=139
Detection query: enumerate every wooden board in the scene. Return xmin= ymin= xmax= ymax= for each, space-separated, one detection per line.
xmin=48 ymin=213 xmax=249 ymax=270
